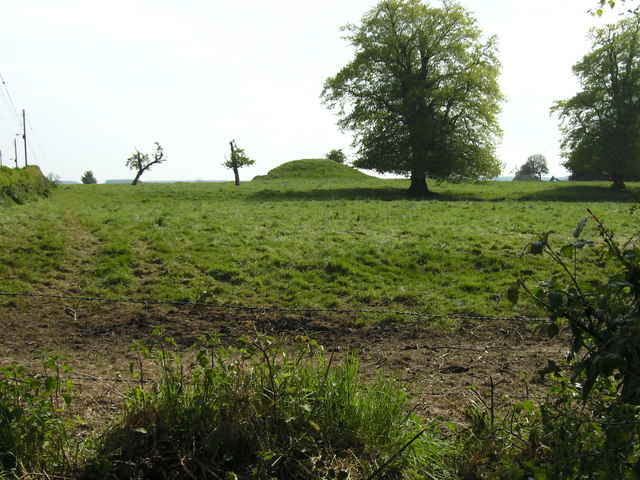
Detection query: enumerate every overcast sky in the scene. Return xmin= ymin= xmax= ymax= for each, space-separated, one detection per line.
xmin=0 ymin=0 xmax=632 ymax=182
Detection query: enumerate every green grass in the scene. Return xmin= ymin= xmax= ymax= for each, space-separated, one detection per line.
xmin=79 ymin=331 xmax=455 ymax=479
xmin=1 ymin=176 xmax=638 ymax=319
xmin=0 ymin=333 xmax=456 ymax=479
xmin=252 ymin=158 xmax=374 ymax=181
xmin=2 ymin=173 xmax=639 ymax=479
xmin=0 ymin=165 xmax=54 ymax=207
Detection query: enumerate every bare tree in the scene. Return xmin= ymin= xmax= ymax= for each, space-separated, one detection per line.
xmin=126 ymin=142 xmax=167 ymax=185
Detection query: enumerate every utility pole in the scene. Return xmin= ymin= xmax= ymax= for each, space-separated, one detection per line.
xmin=0 ymin=149 xmax=3 ymax=166
xmin=14 ymin=137 xmax=18 ymax=168
xmin=22 ymin=109 xmax=27 ymax=166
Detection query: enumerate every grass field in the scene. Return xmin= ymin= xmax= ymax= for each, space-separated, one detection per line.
xmin=1 ymin=166 xmax=638 ymax=321
xmin=2 ymin=163 xmax=639 ymax=478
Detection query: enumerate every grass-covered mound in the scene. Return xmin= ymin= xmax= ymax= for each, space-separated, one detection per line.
xmin=0 ymin=165 xmax=54 ymax=206
xmin=253 ymin=159 xmax=373 ymax=181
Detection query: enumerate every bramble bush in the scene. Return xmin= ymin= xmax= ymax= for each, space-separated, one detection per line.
xmin=461 ymin=203 xmax=640 ymax=478
xmin=0 ymin=354 xmax=80 ymax=478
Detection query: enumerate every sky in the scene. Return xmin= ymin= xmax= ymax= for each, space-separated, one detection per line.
xmin=0 ymin=0 xmax=634 ymax=182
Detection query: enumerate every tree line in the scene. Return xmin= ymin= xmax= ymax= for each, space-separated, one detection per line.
xmin=322 ymin=0 xmax=640 ymax=194
xmin=83 ymin=0 xmax=639 ymax=192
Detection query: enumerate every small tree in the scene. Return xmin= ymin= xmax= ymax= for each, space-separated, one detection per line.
xmin=80 ymin=170 xmax=97 ymax=184
xmin=325 ymin=149 xmax=347 ymax=164
xmin=126 ymin=142 xmax=167 ymax=185
xmin=513 ymin=154 xmax=549 ymax=181
xmin=223 ymin=140 xmax=255 ymax=186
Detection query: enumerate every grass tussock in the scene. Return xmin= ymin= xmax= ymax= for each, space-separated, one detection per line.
xmin=0 ymin=332 xmax=455 ymax=479
xmin=81 ymin=329 xmax=454 ymax=479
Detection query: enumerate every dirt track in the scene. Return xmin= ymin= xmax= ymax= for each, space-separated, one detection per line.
xmin=0 ymin=297 xmax=566 ymax=425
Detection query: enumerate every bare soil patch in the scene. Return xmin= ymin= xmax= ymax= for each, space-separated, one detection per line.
xmin=0 ymin=297 xmax=565 ymax=426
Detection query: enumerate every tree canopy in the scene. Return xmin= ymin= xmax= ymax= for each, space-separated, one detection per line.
xmin=223 ymin=140 xmax=255 ymax=186
xmin=325 ymin=149 xmax=347 ymax=164
xmin=552 ymin=15 xmax=640 ymax=184
xmin=592 ymin=0 xmax=640 ymax=17
xmin=80 ymin=170 xmax=97 ymax=184
xmin=513 ymin=154 xmax=549 ymax=181
xmin=322 ymin=0 xmax=503 ymax=196
xmin=126 ymin=142 xmax=167 ymax=185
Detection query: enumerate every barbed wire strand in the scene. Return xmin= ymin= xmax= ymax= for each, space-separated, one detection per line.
xmin=0 ymin=290 xmax=546 ymax=323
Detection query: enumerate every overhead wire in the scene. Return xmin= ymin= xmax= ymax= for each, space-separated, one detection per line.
xmin=0 ymin=72 xmax=21 ymax=120
xmin=25 ymin=119 xmax=47 ymax=171
xmin=0 ymin=71 xmax=47 ymax=171
xmin=0 ymin=73 xmax=22 ymax=167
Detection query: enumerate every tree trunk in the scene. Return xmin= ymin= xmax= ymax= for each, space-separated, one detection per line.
xmin=407 ymin=171 xmax=430 ymax=197
xmin=132 ymin=169 xmax=144 ymax=185
xmin=233 ymin=167 xmax=240 ymax=186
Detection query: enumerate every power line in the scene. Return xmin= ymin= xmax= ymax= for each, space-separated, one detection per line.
xmin=25 ymin=119 xmax=47 ymax=170
xmin=0 ymin=73 xmax=46 ymax=170
xmin=0 ymin=73 xmax=22 ymax=167
xmin=0 ymin=72 xmax=21 ymax=124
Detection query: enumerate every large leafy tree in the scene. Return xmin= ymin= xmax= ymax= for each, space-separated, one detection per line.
xmin=322 ymin=0 xmax=503 ymax=196
xmin=552 ymin=16 xmax=640 ymax=185
xmin=513 ymin=154 xmax=549 ymax=181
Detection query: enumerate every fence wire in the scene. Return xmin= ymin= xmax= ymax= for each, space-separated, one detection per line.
xmin=0 ymin=290 xmax=546 ymax=323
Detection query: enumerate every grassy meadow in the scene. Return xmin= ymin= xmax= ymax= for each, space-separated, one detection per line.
xmin=1 ymin=161 xmax=638 ymax=321
xmin=2 ymin=161 xmax=640 ymax=479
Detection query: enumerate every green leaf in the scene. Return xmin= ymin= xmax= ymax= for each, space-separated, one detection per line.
xmin=529 ymin=240 xmax=546 ymax=255
xmin=45 ymin=376 xmax=57 ymax=392
xmin=561 ymin=244 xmax=575 ymax=259
xmin=547 ymin=291 xmax=564 ymax=309
xmin=583 ymin=358 xmax=601 ymax=401
xmin=521 ymin=399 xmax=535 ymax=414
xmin=506 ymin=286 xmax=519 ymax=304
xmin=573 ymin=218 xmax=588 ymax=238
xmin=547 ymin=322 xmax=560 ymax=339
xmin=561 ymin=240 xmax=593 ymax=258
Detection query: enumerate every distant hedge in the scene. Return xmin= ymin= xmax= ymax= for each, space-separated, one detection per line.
xmin=0 ymin=165 xmax=55 ymax=206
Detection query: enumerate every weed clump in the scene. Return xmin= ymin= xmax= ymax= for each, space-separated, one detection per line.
xmin=79 ymin=329 xmax=454 ymax=479
xmin=460 ymin=205 xmax=640 ymax=478
xmin=0 ymin=355 xmax=79 ymax=478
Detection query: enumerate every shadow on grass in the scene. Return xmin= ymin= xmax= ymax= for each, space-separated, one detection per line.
xmin=514 ymin=184 xmax=638 ymax=202
xmin=247 ymin=183 xmax=639 ymax=203
xmin=247 ymin=186 xmax=412 ymax=202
